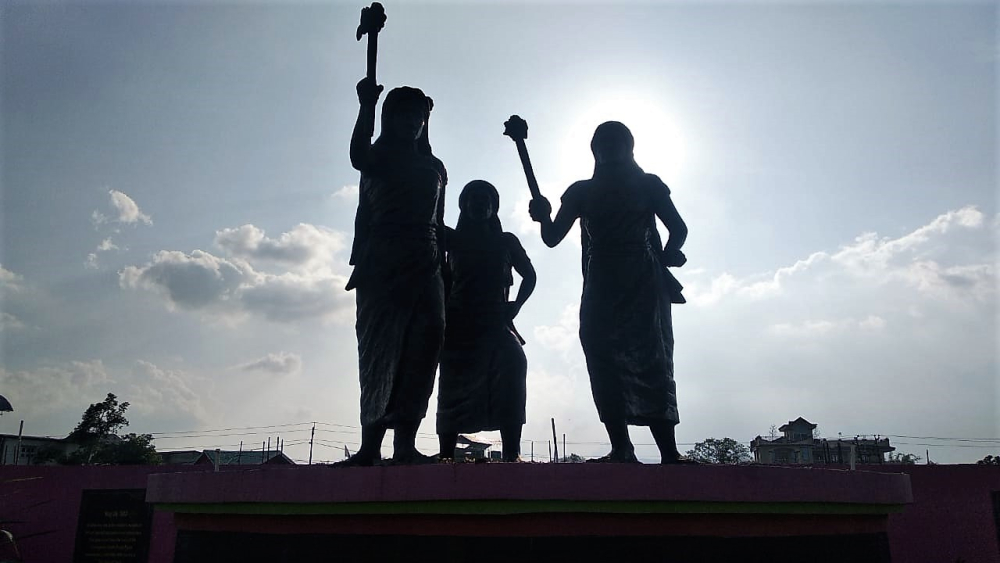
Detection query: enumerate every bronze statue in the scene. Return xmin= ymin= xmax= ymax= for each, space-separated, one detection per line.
xmin=436 ymin=181 xmax=536 ymax=462
xmin=523 ymin=120 xmax=688 ymax=464
xmin=339 ymin=4 xmax=446 ymax=466
xmin=341 ymin=79 xmax=446 ymax=466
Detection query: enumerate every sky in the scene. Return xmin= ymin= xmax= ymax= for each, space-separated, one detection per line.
xmin=1 ymin=0 xmax=996 ymax=464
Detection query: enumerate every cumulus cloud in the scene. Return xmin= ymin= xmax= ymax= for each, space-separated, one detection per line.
xmin=684 ymin=205 xmax=993 ymax=306
xmin=214 ymin=224 xmax=345 ymax=271
xmin=93 ymin=190 xmax=152 ymax=226
xmin=0 ymin=265 xmax=24 ymax=293
xmin=121 ymin=223 xmax=354 ymax=323
xmin=0 ymin=359 xmax=215 ymax=437
xmin=240 ymin=272 xmax=352 ymax=323
xmin=237 ymin=352 xmax=302 ymax=375
xmin=526 ymin=204 xmax=996 ymax=463
xmin=120 ymin=250 xmax=252 ymax=311
xmin=84 ymin=238 xmax=122 ymax=270
xmin=332 ymin=184 xmax=359 ymax=200
xmin=534 ymin=304 xmax=580 ymax=354
xmin=126 ymin=360 xmax=208 ymax=425
xmin=0 ymin=312 xmax=25 ymax=331
xmin=769 ymin=315 xmax=886 ymax=337
xmin=0 ymin=360 xmax=113 ymax=424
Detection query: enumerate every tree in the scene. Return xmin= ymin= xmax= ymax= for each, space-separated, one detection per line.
xmin=976 ymin=455 xmax=1000 ymax=465
xmin=68 ymin=393 xmax=130 ymax=444
xmin=48 ymin=393 xmax=160 ymax=465
xmin=886 ymin=452 xmax=921 ymax=465
xmin=686 ymin=438 xmax=752 ymax=465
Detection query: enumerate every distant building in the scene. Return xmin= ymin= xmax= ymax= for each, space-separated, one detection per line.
xmin=452 ymin=434 xmax=494 ymax=461
xmin=750 ymin=417 xmax=894 ymax=465
xmin=0 ymin=434 xmax=76 ymax=465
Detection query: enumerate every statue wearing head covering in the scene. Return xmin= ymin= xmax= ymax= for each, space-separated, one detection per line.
xmin=528 ymin=121 xmax=689 ymax=464
xmin=436 ymin=180 xmax=536 ymax=462
xmin=341 ymin=79 xmax=448 ymax=466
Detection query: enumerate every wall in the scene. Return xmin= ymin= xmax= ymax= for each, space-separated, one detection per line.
xmin=1 ymin=463 xmax=997 ymax=563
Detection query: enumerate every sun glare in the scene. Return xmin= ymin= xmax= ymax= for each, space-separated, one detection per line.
xmin=556 ymin=93 xmax=688 ymax=184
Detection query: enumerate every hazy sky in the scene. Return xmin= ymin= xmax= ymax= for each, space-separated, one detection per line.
xmin=1 ymin=1 xmax=996 ymax=464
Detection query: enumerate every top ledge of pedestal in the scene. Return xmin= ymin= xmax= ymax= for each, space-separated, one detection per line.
xmin=146 ymin=463 xmax=912 ymax=507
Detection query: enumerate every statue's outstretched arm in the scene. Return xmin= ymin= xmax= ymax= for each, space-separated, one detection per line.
xmin=350 ymin=78 xmax=382 ymax=171
xmin=529 ymin=196 xmax=579 ymax=248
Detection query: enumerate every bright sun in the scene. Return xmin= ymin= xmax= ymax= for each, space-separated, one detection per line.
xmin=556 ymin=92 xmax=688 ymax=184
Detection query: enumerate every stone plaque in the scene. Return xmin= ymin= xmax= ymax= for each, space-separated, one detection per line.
xmin=73 ymin=489 xmax=152 ymax=563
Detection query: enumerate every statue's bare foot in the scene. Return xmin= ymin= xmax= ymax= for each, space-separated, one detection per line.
xmin=586 ymin=450 xmax=640 ymax=464
xmin=390 ymin=450 xmax=436 ymax=466
xmin=330 ymin=453 xmax=379 ymax=468
xmin=502 ymin=455 xmax=523 ymax=463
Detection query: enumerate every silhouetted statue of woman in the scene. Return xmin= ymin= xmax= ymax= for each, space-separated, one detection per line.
xmin=529 ymin=121 xmax=688 ymax=464
xmin=342 ymin=77 xmax=447 ymax=465
xmin=437 ymin=181 xmax=536 ymax=462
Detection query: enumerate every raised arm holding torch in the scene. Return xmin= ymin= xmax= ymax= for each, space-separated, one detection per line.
xmin=503 ymin=115 xmax=542 ymax=201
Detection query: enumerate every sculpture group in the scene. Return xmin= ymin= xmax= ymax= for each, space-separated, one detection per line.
xmin=339 ymin=3 xmax=688 ymax=466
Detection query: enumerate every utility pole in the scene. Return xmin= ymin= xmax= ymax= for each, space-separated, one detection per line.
xmin=14 ymin=420 xmax=23 ymax=465
xmin=551 ymin=418 xmax=558 ymax=463
xmin=308 ymin=422 xmax=316 ymax=465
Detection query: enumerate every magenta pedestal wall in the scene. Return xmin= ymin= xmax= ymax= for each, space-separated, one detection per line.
xmin=149 ymin=464 xmax=910 ymax=562
xmin=6 ymin=463 xmax=999 ymax=562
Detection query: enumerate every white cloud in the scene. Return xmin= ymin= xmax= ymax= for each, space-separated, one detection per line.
xmin=509 ymin=192 xmax=537 ymax=236
xmin=685 ymin=205 xmax=992 ymax=307
xmin=533 ymin=304 xmax=579 ymax=354
xmin=214 ymin=223 xmax=346 ymax=272
xmin=0 ymin=360 xmax=113 ymax=428
xmin=0 ymin=359 xmax=212 ymax=437
xmin=85 ymin=253 xmax=100 ymax=270
xmin=119 ymin=249 xmax=252 ymax=311
xmin=97 ymin=238 xmax=119 ymax=252
xmin=769 ymin=315 xmax=886 ymax=337
xmin=240 ymin=271 xmax=353 ymax=323
xmin=332 ymin=184 xmax=359 ymax=200
xmin=858 ymin=315 xmax=886 ymax=330
xmin=0 ymin=265 xmax=24 ymax=293
xmin=93 ymin=190 xmax=152 ymax=226
xmin=0 ymin=312 xmax=25 ymax=331
xmin=524 ymin=205 xmax=996 ymax=463
xmin=121 ymin=223 xmax=354 ymax=323
xmin=109 ymin=190 xmax=152 ymax=225
xmin=237 ymin=352 xmax=302 ymax=375
xmin=126 ymin=360 xmax=209 ymax=425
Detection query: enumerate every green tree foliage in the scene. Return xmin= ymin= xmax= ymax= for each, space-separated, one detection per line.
xmin=686 ymin=437 xmax=752 ymax=464
xmin=68 ymin=393 xmax=130 ymax=443
xmin=976 ymin=455 xmax=1000 ymax=465
xmin=48 ymin=393 xmax=160 ymax=465
xmin=886 ymin=452 xmax=921 ymax=465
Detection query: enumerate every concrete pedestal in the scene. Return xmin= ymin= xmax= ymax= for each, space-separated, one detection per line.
xmin=147 ymin=463 xmax=912 ymax=562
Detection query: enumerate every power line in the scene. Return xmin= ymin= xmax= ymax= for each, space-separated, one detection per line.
xmin=149 ymin=422 xmax=315 ymax=436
